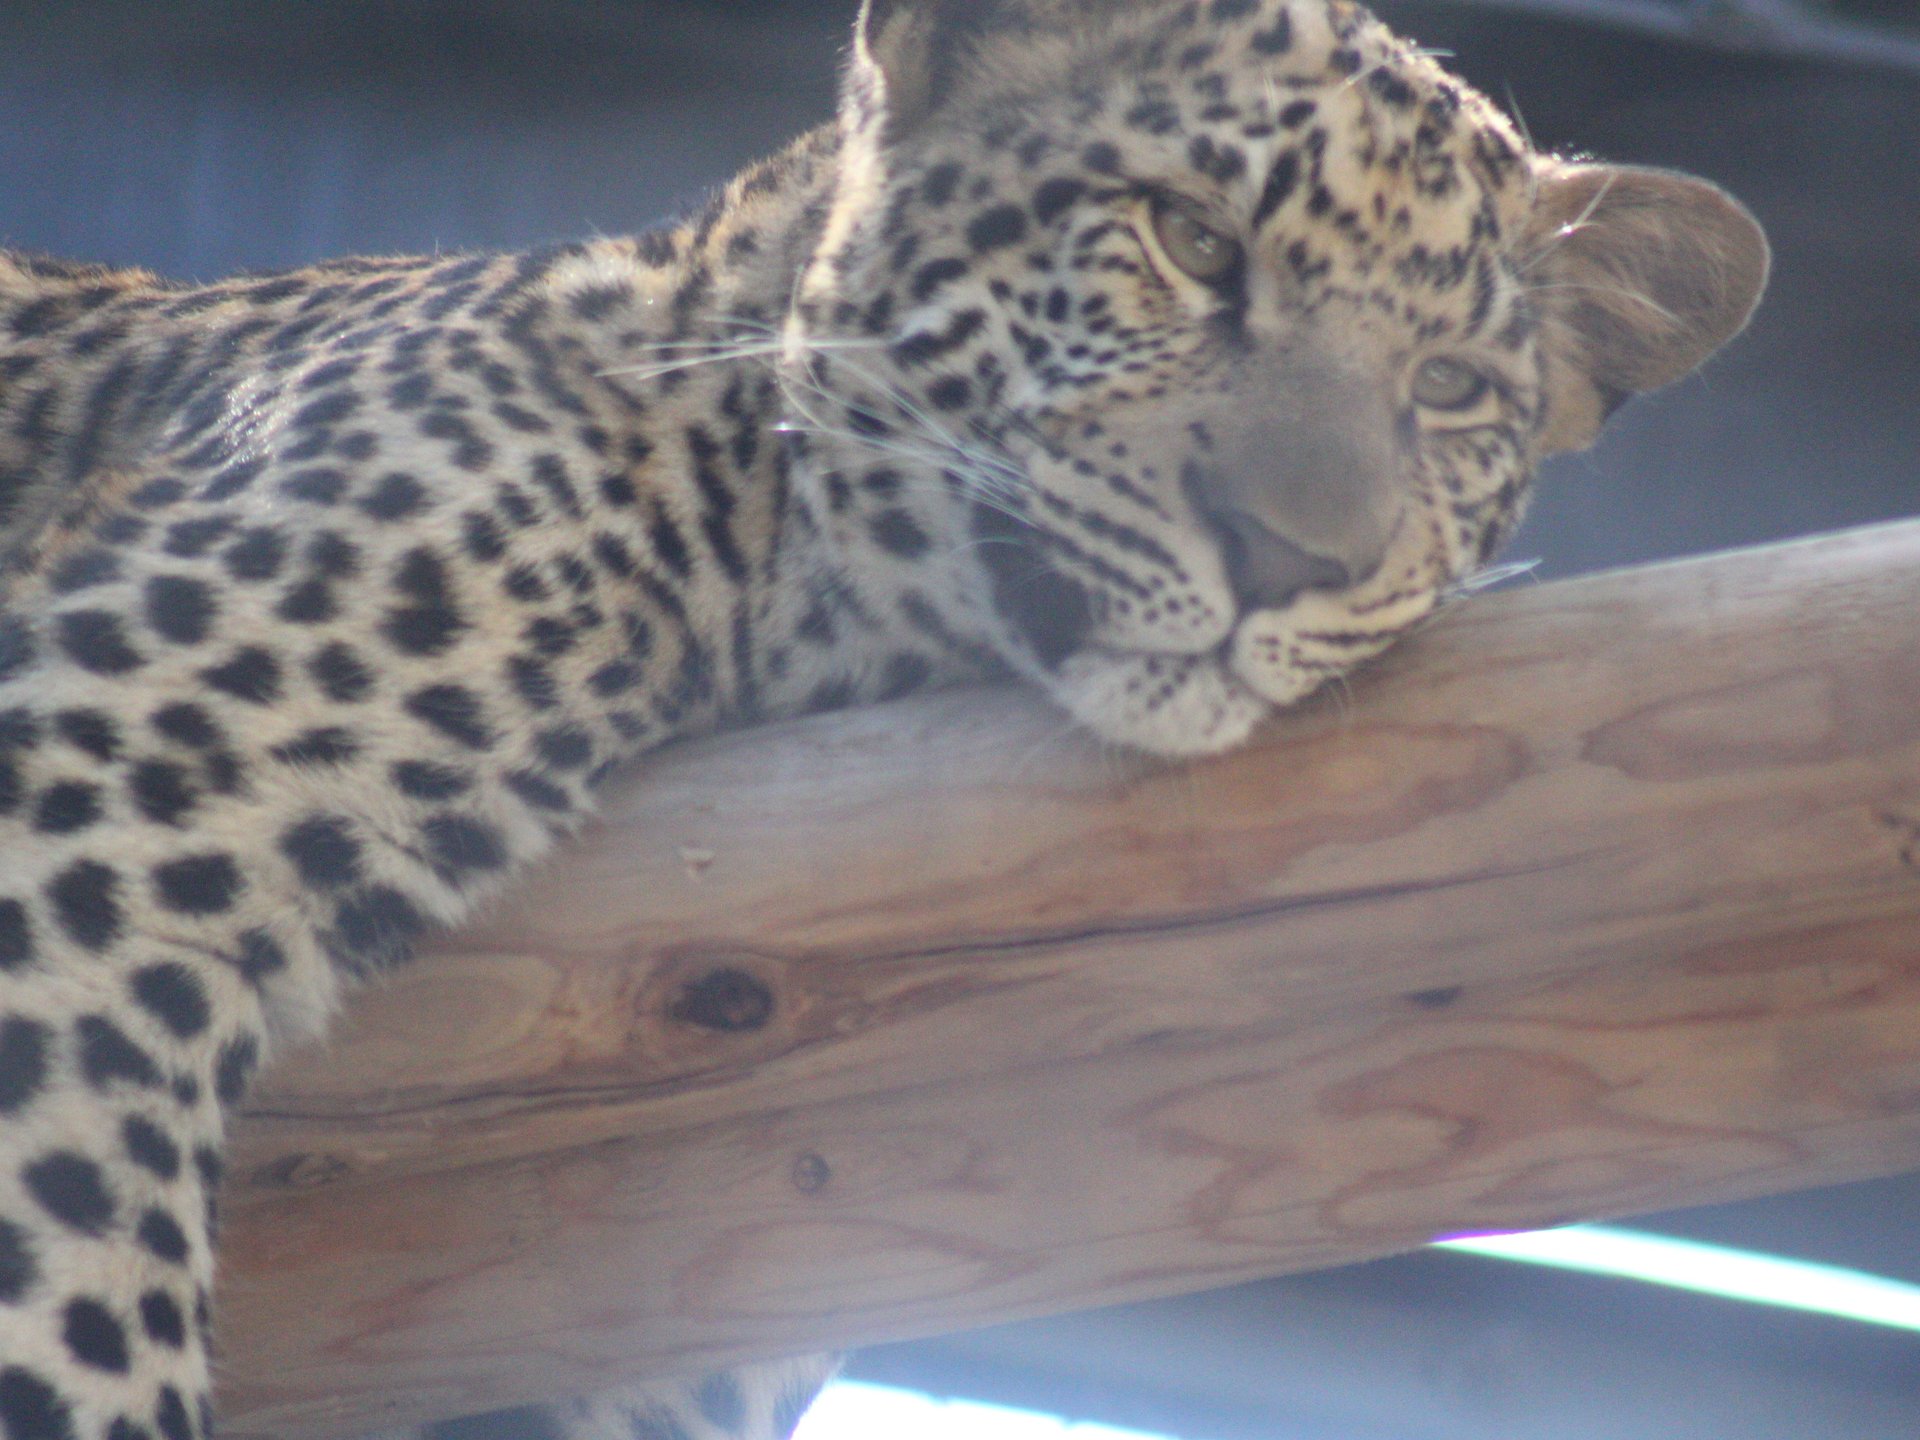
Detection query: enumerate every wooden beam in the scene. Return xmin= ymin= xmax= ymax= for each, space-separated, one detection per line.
xmin=218 ymin=521 xmax=1920 ymax=1438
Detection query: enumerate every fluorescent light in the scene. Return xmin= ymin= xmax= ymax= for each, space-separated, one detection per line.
xmin=1437 ymin=1224 xmax=1920 ymax=1333
xmin=793 ymin=1382 xmax=1184 ymax=1440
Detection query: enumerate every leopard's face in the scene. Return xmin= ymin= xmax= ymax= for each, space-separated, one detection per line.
xmin=785 ymin=0 xmax=1768 ymax=755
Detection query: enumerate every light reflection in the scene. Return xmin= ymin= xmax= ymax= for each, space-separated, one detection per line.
xmin=796 ymin=1225 xmax=1920 ymax=1437
xmin=1437 ymin=1223 xmax=1920 ymax=1333
xmin=793 ymin=1382 xmax=1181 ymax=1440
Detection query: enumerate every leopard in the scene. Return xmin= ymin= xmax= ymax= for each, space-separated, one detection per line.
xmin=0 ymin=1 xmax=1767 ymax=1438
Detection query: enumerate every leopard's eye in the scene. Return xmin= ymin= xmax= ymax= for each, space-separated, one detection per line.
xmin=1411 ymin=357 xmax=1494 ymax=413
xmin=1151 ymin=198 xmax=1243 ymax=285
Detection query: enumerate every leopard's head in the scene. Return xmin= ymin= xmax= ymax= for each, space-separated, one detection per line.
xmin=783 ymin=0 xmax=1769 ymax=755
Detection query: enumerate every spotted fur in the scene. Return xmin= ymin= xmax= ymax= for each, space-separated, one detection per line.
xmin=0 ymin=3 xmax=1764 ymax=1438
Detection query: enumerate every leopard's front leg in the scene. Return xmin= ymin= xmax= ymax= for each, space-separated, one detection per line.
xmin=1 ymin=930 xmax=264 ymax=1440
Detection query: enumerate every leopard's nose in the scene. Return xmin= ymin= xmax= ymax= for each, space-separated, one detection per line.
xmin=1203 ymin=504 xmax=1355 ymax=612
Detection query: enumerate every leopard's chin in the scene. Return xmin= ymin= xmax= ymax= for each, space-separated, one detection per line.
xmin=1226 ymin=589 xmax=1435 ymax=708
xmin=1046 ymin=592 xmax=1424 ymax=756
xmin=1045 ymin=646 xmax=1270 ymax=759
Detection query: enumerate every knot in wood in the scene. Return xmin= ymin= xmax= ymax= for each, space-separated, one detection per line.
xmin=669 ymin=966 xmax=777 ymax=1033
xmin=251 ymin=1152 xmax=351 ymax=1191
xmin=792 ymin=1152 xmax=832 ymax=1194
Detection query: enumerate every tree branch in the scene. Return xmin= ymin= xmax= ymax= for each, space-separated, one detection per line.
xmin=218 ymin=521 xmax=1920 ymax=1437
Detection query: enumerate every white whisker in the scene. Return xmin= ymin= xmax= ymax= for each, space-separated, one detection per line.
xmin=599 ymin=336 xmax=883 ymax=384
xmin=1449 ymin=557 xmax=1542 ymax=596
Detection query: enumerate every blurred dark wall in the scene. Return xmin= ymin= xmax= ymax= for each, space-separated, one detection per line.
xmin=0 ymin=1 xmax=841 ymax=274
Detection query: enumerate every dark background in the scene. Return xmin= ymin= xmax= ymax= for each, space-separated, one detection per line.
xmin=3 ymin=2 xmax=1914 ymax=1435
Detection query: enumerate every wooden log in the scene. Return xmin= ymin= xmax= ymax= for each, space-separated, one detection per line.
xmin=218 ymin=520 xmax=1920 ymax=1438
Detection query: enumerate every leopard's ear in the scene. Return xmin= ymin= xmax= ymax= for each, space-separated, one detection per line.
xmin=853 ymin=0 xmax=1016 ymax=139
xmin=1523 ymin=163 xmax=1769 ymax=455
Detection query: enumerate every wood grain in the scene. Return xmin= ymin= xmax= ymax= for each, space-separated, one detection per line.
xmin=217 ymin=521 xmax=1920 ymax=1437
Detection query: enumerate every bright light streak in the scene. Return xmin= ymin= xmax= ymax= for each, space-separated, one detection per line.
xmin=1436 ymin=1223 xmax=1920 ymax=1334
xmin=793 ymin=1382 xmax=1183 ymax=1440
xmin=794 ymin=1229 xmax=1920 ymax=1439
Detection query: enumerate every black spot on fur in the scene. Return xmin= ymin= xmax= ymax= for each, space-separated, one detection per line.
xmin=922 ymin=161 xmax=964 ymax=207
xmin=1254 ymin=150 xmax=1301 ymax=228
xmin=330 ymin=886 xmax=427 ymax=971
xmin=276 ymin=578 xmax=337 ymax=624
xmin=270 ymin=728 xmax=360 ymax=766
xmin=63 ymin=1297 xmax=131 ymax=1373
xmin=34 ymin=781 xmax=102 ymax=835
xmin=0 ymin=1220 xmax=35 ymax=1304
xmin=47 ymin=860 xmax=122 ymax=951
xmin=309 ymin=641 xmax=375 ymax=702
xmin=24 ymin=1151 xmax=116 ymax=1235
xmin=122 ymin=1116 xmax=182 ymax=1180
xmin=131 ymin=761 xmax=198 ymax=827
xmin=136 ymin=1208 xmax=190 ymax=1265
xmin=406 ymin=684 xmax=494 ymax=749
xmin=506 ymin=770 xmax=571 ymax=812
xmin=152 ymin=854 xmax=243 ymax=916
xmin=1032 ymin=177 xmax=1087 ymax=226
xmin=360 ymin=471 xmax=428 ymax=520
xmin=973 ymin=502 xmax=1092 ymax=670
xmin=508 ymin=656 xmax=559 ymax=711
xmin=76 ymin=1016 xmax=162 ymax=1092
xmin=1252 ymin=14 xmax=1294 ymax=53
xmin=224 ymin=527 xmax=288 ymax=582
xmin=0 ymin=1368 xmax=74 ymax=1440
xmin=878 ymin=653 xmax=934 ymax=701
xmin=201 ymin=646 xmax=282 ymax=704
xmin=462 ymin=510 xmax=509 ymax=563
xmin=281 ymin=815 xmax=363 ymax=890
xmin=589 ymin=660 xmax=642 ymax=697
xmin=967 ymin=204 xmax=1029 ymax=252
xmin=423 ymin=815 xmax=510 ymax=876
xmin=0 ymin=1017 xmax=50 ymax=1115
xmin=56 ymin=611 xmax=144 ymax=675
xmin=697 ymin=1373 xmax=746 ymax=1432
xmin=164 ymin=517 xmax=236 ymax=559
xmin=233 ymin=929 xmax=289 ymax=986
xmin=140 ymin=1290 xmax=187 ymax=1349
xmin=130 ymin=963 xmax=211 ymax=1039
xmin=534 ymin=727 xmax=593 ymax=770
xmin=151 ymin=703 xmax=220 ymax=749
xmin=384 ymin=548 xmax=468 ymax=656
xmin=56 ymin=709 xmax=121 ymax=762
xmin=155 ymin=1387 xmax=192 ymax=1440
xmin=216 ymin=1036 xmax=259 ymax=1104
xmin=0 ymin=900 xmax=28 ymax=970
xmin=50 ymin=550 xmax=121 ymax=595
xmin=869 ymin=509 xmax=932 ymax=559
xmin=393 ymin=761 xmax=471 ymax=800
xmin=144 ymin=576 xmax=217 ymax=645
xmin=912 ymin=258 xmax=968 ymax=302
xmin=0 ymin=621 xmax=36 ymax=682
